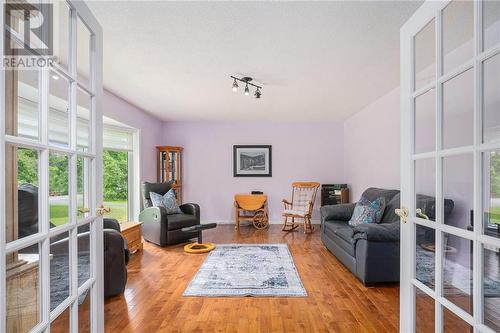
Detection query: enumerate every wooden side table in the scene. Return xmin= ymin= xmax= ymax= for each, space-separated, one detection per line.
xmin=120 ymin=221 xmax=144 ymax=254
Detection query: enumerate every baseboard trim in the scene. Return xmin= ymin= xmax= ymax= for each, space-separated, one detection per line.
xmin=201 ymin=219 xmax=321 ymax=225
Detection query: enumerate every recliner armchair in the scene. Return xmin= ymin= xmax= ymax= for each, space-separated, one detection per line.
xmin=139 ymin=182 xmax=200 ymax=246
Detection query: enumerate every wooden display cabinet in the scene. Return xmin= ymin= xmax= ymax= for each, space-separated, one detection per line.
xmin=156 ymin=146 xmax=183 ymax=203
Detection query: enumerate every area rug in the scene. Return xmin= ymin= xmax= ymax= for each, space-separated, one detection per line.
xmin=416 ymin=246 xmax=500 ymax=297
xmin=183 ymin=244 xmax=307 ymax=297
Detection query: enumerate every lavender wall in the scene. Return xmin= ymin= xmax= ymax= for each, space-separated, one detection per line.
xmin=343 ymin=87 xmax=401 ymax=201
xmin=162 ymin=121 xmax=344 ymax=223
xmin=103 ymin=90 xmax=164 ymax=182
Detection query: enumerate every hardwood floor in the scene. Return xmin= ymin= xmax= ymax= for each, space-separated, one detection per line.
xmin=105 ymin=225 xmax=400 ymax=333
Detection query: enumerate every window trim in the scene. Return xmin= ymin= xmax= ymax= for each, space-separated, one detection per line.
xmin=102 ymin=121 xmax=140 ymax=222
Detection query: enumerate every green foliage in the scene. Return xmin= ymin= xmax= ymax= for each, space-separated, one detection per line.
xmin=103 ymin=150 xmax=128 ymax=201
xmin=491 ymin=152 xmax=500 ymax=196
xmin=17 ymin=148 xmax=38 ymax=186
xmin=49 ymin=154 xmax=69 ymax=195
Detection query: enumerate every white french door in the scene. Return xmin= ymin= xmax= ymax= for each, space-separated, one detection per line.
xmin=0 ymin=1 xmax=103 ymax=332
xmin=401 ymin=0 xmax=500 ymax=332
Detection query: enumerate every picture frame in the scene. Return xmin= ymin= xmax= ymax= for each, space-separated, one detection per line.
xmin=233 ymin=145 xmax=272 ymax=177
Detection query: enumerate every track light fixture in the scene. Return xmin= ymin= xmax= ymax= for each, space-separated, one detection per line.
xmin=254 ymin=87 xmax=261 ymax=99
xmin=230 ymin=76 xmax=263 ymax=99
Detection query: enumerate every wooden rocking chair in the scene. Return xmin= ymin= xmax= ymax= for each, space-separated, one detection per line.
xmin=282 ymin=182 xmax=320 ymax=234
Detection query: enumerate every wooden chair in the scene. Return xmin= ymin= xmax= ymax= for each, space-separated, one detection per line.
xmin=234 ymin=194 xmax=269 ymax=230
xmin=282 ymin=182 xmax=320 ymax=234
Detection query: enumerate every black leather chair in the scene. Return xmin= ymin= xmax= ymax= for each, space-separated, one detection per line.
xmin=139 ymin=181 xmax=200 ymax=246
xmin=18 ymin=185 xmax=129 ymax=298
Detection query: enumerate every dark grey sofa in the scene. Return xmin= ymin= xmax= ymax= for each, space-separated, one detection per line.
xmin=320 ymin=187 xmax=454 ymax=285
xmin=139 ymin=181 xmax=200 ymax=246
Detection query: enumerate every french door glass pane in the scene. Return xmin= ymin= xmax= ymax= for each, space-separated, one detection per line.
xmin=483 ymin=1 xmax=500 ymax=52
xmin=415 ymin=158 xmax=436 ymax=221
xmin=49 ymin=152 xmax=70 ymax=228
xmin=50 ymin=231 xmax=70 ymax=311
xmin=483 ymin=246 xmax=500 ymax=332
xmin=16 ymin=70 xmax=39 ymax=140
xmin=416 ymin=224 xmax=435 ymax=289
xmin=49 ymin=72 xmax=70 ymax=147
xmin=442 ymin=0 xmax=473 ymax=74
xmin=77 ymin=88 xmax=91 ymax=152
xmin=483 ymin=54 xmax=500 ymax=144
xmin=6 ymin=244 xmax=41 ymax=333
xmin=443 ymin=70 xmax=474 ymax=149
xmin=77 ymin=18 xmax=91 ymax=89
xmin=415 ymin=287 xmax=435 ymax=333
xmin=483 ymin=150 xmax=500 ymax=238
xmin=77 ymin=156 xmax=91 ymax=220
xmin=443 ymin=233 xmax=473 ymax=314
xmin=51 ymin=307 xmax=70 ymax=332
xmin=103 ymin=150 xmax=129 ymax=222
xmin=443 ymin=306 xmax=472 ymax=332
xmin=78 ymin=224 xmax=91 ymax=288
xmin=53 ymin=1 xmax=70 ymax=71
xmin=79 ymin=292 xmax=91 ymax=333
xmin=415 ymin=19 xmax=435 ymax=90
xmin=415 ymin=89 xmax=436 ymax=154
xmin=443 ymin=154 xmax=473 ymax=230
xmin=6 ymin=144 xmax=39 ymax=243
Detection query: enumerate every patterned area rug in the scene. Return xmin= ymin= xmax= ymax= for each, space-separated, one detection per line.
xmin=184 ymin=244 xmax=307 ymax=297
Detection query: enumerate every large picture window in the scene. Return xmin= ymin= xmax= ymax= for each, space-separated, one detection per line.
xmin=102 ymin=119 xmax=138 ymax=223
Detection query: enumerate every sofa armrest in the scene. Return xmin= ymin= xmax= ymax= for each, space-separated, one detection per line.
xmin=320 ymin=203 xmax=356 ymax=222
xmin=179 ymin=203 xmax=200 ymax=219
xmin=353 ymin=221 xmax=400 ymax=242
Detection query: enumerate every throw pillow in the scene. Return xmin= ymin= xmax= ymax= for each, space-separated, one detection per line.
xmin=348 ymin=196 xmax=386 ymax=227
xmin=149 ymin=189 xmax=181 ymax=215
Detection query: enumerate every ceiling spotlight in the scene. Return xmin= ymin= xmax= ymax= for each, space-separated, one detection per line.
xmin=254 ymin=88 xmax=261 ymax=99
xmin=52 ymin=74 xmax=59 ymax=80
xmin=230 ymin=75 xmax=263 ymax=99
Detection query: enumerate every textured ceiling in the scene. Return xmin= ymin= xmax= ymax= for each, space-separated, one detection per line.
xmin=87 ymin=1 xmax=423 ymax=121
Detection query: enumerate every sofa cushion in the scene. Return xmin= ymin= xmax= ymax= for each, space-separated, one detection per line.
xmin=382 ymin=193 xmax=401 ymax=223
xmin=361 ymin=188 xmax=399 ymax=205
xmin=349 ymin=196 xmax=386 ymax=226
xmin=167 ymin=213 xmax=199 ymax=230
xmin=323 ymin=221 xmax=356 ymax=257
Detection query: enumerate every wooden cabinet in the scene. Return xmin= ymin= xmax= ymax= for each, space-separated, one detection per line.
xmin=120 ymin=221 xmax=144 ymax=254
xmin=157 ymin=146 xmax=183 ymax=203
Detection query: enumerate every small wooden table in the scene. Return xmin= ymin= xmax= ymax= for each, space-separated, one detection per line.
xmin=120 ymin=221 xmax=144 ymax=254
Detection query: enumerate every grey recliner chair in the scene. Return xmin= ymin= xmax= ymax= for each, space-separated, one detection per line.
xmin=139 ymin=182 xmax=200 ymax=246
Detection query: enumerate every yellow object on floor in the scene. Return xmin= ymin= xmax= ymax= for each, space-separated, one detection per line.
xmin=184 ymin=242 xmax=216 ymax=254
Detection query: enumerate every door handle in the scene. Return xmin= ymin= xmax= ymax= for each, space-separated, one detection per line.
xmin=96 ymin=204 xmax=111 ymax=216
xmin=78 ymin=207 xmax=90 ymax=214
xmin=395 ymin=206 xmax=409 ymax=223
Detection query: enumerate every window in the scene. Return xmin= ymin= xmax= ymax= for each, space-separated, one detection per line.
xmin=102 ymin=118 xmax=138 ymax=223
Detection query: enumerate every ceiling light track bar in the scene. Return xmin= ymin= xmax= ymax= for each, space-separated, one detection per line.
xmin=230 ymin=76 xmax=262 ymax=89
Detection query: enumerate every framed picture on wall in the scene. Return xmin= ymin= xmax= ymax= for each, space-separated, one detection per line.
xmin=233 ymin=145 xmax=272 ymax=177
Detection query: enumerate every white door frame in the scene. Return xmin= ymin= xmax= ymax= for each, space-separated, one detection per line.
xmin=0 ymin=1 xmax=103 ymax=332
xmin=400 ymin=1 xmax=500 ymax=332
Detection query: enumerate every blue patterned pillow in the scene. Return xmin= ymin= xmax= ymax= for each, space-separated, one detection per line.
xmin=348 ymin=196 xmax=386 ymax=227
xmin=149 ymin=189 xmax=181 ymax=214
